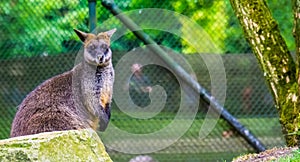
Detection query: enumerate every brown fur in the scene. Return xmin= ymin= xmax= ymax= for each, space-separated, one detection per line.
xmin=10 ymin=28 xmax=116 ymax=137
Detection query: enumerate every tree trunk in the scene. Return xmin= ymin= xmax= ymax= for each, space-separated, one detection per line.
xmin=230 ymin=0 xmax=300 ymax=146
xmin=293 ymin=0 xmax=300 ymax=147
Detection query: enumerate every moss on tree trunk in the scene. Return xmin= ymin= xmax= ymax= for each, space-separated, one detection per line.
xmin=230 ymin=0 xmax=300 ymax=146
xmin=293 ymin=0 xmax=300 ymax=147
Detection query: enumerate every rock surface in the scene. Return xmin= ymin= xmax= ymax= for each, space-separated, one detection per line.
xmin=0 ymin=129 xmax=112 ymax=162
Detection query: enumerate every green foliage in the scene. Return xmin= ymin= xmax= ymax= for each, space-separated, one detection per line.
xmin=172 ymin=0 xmax=226 ymax=53
xmin=0 ymin=0 xmax=88 ymax=58
xmin=0 ymin=0 xmax=295 ymax=58
xmin=106 ymin=0 xmax=183 ymax=52
xmin=268 ymin=0 xmax=294 ymax=51
xmin=107 ymin=0 xmax=226 ymax=53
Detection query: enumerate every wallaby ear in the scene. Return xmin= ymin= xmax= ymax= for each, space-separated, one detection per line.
xmin=74 ymin=29 xmax=88 ymax=42
xmin=105 ymin=28 xmax=117 ymax=38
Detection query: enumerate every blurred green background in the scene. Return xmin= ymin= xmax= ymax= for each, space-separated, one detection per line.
xmin=0 ymin=0 xmax=294 ymax=161
xmin=0 ymin=0 xmax=294 ymax=58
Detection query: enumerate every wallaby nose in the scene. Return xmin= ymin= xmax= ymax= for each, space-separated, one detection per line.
xmin=98 ymin=55 xmax=105 ymax=63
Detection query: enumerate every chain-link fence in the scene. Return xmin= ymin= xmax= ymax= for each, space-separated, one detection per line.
xmin=0 ymin=0 xmax=291 ymax=161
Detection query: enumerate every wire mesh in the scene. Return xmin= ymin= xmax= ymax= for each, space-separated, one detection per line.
xmin=0 ymin=0 xmax=291 ymax=161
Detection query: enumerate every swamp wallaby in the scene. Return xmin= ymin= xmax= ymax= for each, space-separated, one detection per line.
xmin=10 ymin=28 xmax=116 ymax=137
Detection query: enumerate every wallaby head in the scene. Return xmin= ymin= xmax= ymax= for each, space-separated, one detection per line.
xmin=74 ymin=28 xmax=116 ymax=67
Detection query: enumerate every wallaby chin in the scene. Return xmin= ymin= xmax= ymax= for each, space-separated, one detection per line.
xmin=10 ymin=28 xmax=116 ymax=137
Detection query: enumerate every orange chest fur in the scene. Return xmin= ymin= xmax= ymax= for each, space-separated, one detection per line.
xmin=99 ymin=85 xmax=112 ymax=109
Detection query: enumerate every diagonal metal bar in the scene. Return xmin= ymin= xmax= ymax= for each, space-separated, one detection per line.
xmin=101 ymin=0 xmax=266 ymax=152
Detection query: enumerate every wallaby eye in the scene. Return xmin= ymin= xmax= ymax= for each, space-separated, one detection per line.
xmin=90 ymin=45 xmax=96 ymax=50
xmin=104 ymin=48 xmax=109 ymax=55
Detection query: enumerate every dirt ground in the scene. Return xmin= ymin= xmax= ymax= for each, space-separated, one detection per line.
xmin=232 ymin=147 xmax=298 ymax=162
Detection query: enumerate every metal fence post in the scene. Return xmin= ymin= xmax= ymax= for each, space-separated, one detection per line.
xmin=88 ymin=0 xmax=97 ymax=32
